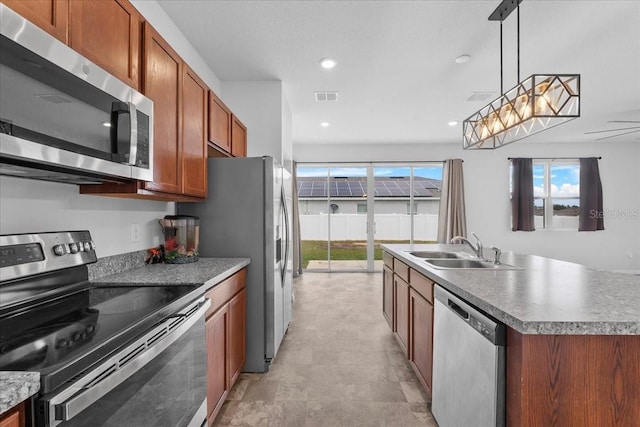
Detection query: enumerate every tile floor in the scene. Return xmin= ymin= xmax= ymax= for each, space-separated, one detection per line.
xmin=213 ymin=272 xmax=438 ymax=426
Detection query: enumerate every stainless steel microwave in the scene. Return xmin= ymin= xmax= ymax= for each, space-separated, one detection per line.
xmin=0 ymin=4 xmax=153 ymax=184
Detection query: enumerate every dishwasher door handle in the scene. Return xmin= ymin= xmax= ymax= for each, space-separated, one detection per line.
xmin=448 ymin=299 xmax=470 ymax=320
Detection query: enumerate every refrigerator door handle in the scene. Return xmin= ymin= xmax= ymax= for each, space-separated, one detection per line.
xmin=280 ymin=184 xmax=290 ymax=286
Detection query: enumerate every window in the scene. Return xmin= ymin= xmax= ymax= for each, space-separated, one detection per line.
xmin=518 ymin=160 xmax=580 ymax=230
xmin=357 ymin=203 xmax=367 ymax=214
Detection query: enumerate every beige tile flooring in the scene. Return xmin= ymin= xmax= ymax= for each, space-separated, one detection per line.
xmin=213 ymin=272 xmax=437 ymax=426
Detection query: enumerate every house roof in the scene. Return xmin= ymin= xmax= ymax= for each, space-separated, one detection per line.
xmin=297 ymin=176 xmax=441 ymax=198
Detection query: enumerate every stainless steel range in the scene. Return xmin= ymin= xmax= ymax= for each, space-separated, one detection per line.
xmin=0 ymin=231 xmax=210 ymax=427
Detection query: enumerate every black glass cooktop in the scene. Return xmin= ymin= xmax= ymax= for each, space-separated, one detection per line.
xmin=0 ymin=285 xmax=196 ymax=393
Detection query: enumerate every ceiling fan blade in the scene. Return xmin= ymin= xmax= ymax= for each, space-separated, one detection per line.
xmin=585 ymin=126 xmax=640 ymax=135
xmin=596 ymin=129 xmax=640 ymax=141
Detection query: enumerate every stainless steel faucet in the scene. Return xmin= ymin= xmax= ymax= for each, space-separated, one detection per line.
xmin=450 ymin=232 xmax=483 ymax=259
xmin=490 ymin=246 xmax=502 ymax=264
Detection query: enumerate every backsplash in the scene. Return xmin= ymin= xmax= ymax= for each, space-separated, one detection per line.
xmin=88 ymin=250 xmax=148 ymax=280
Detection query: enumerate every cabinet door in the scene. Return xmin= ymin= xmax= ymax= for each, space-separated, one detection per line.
xmin=69 ymin=0 xmax=140 ymax=89
xmin=208 ymin=91 xmax=231 ymax=153
xmin=142 ymin=22 xmax=182 ymax=195
xmin=383 ymin=265 xmax=394 ymax=330
xmin=394 ymin=275 xmax=409 ymax=355
xmin=181 ymin=65 xmax=207 ymax=197
xmin=206 ymin=305 xmax=229 ymax=426
xmin=228 ymin=289 xmax=246 ymax=386
xmin=410 ymin=288 xmax=434 ymax=396
xmin=230 ymin=115 xmax=247 ymax=157
xmin=3 ymin=0 xmax=68 ymax=43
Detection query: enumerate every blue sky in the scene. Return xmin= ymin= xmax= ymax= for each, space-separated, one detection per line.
xmin=297 ymin=166 xmax=443 ymax=180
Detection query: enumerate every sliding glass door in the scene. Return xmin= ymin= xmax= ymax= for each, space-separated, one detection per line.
xmin=297 ymin=162 xmax=443 ymax=272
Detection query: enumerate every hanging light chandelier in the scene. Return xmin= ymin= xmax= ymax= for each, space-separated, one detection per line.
xmin=462 ymin=0 xmax=580 ymax=150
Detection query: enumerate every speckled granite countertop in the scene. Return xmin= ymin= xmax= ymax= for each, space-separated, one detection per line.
xmin=382 ymin=244 xmax=640 ymax=335
xmin=91 ymin=257 xmax=250 ymax=288
xmin=0 ymin=371 xmax=39 ymax=415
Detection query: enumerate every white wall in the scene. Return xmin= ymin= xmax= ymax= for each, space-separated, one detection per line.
xmin=294 ymin=140 xmax=640 ymax=271
xmin=0 ymin=176 xmax=173 ymax=257
xmin=222 ymin=81 xmax=294 ymax=172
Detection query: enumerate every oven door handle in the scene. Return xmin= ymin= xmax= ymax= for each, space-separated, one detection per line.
xmin=44 ymin=297 xmax=211 ymax=426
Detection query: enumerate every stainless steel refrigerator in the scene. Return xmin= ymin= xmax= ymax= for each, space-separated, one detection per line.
xmin=179 ymin=156 xmax=293 ymax=372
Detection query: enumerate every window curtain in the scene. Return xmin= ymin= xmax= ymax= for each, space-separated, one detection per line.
xmin=579 ymin=157 xmax=604 ymax=231
xmin=291 ymin=162 xmax=303 ymax=276
xmin=437 ymin=159 xmax=467 ymax=243
xmin=511 ymin=158 xmax=535 ymax=231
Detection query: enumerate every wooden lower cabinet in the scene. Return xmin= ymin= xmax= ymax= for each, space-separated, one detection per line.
xmin=0 ymin=401 xmax=24 ymax=427
xmin=205 ymin=304 xmax=228 ymax=424
xmin=394 ymin=274 xmax=409 ymax=355
xmin=228 ymin=289 xmax=246 ymax=386
xmin=204 ymin=269 xmax=246 ymax=426
xmin=383 ymin=251 xmax=434 ymax=398
xmin=382 ymin=265 xmax=394 ymax=329
xmin=409 ymin=288 xmax=434 ymax=395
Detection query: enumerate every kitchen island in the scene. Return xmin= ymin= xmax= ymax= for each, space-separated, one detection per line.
xmin=382 ymin=244 xmax=640 ymax=427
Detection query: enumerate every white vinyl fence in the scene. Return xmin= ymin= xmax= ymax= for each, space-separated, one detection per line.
xmin=300 ymin=214 xmax=439 ymax=241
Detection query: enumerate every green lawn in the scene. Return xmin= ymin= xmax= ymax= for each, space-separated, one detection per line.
xmin=301 ymin=240 xmax=433 ymax=268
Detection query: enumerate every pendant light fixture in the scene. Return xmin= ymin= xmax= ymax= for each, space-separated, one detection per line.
xmin=462 ymin=0 xmax=580 ymax=150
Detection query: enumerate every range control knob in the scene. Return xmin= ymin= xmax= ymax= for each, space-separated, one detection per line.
xmin=53 ymin=244 xmax=67 ymax=256
xmin=69 ymin=243 xmax=79 ymax=254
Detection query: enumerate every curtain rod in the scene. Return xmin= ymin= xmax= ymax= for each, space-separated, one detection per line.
xmin=507 ymin=157 xmax=601 ymax=160
xmin=295 ymin=160 xmax=461 ymax=165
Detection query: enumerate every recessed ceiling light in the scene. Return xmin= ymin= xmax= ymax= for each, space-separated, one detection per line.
xmin=319 ymin=57 xmax=337 ymax=69
xmin=102 ymin=121 xmax=111 ymax=127
xmin=455 ymin=54 xmax=471 ymax=64
xmin=320 ymin=122 xmax=330 ymax=128
xmin=448 ymin=121 xmax=459 ymax=127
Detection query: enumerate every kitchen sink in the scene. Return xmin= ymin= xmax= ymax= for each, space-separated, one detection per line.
xmin=408 ymin=251 xmax=467 ymax=259
xmin=424 ymin=258 xmax=521 ymax=270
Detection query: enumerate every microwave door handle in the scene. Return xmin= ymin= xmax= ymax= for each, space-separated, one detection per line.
xmin=110 ymin=101 xmax=137 ymax=165
xmin=128 ymin=102 xmax=138 ymax=166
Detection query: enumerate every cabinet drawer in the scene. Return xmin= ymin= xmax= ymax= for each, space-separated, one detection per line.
xmin=394 ymin=259 xmax=410 ymax=282
xmin=383 ymin=252 xmax=394 ymax=268
xmin=205 ymin=268 xmax=247 ymax=317
xmin=410 ymin=269 xmax=434 ymax=303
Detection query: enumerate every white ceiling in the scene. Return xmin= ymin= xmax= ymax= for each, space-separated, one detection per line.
xmin=157 ymin=0 xmax=640 ymax=146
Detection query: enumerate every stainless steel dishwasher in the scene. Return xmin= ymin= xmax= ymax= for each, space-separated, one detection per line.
xmin=431 ymin=285 xmax=506 ymax=427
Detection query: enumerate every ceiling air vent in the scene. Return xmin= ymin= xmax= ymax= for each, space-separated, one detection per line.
xmin=466 ymin=92 xmax=494 ymax=102
xmin=315 ymin=91 xmax=339 ymax=102
xmin=36 ymin=93 xmax=72 ymax=104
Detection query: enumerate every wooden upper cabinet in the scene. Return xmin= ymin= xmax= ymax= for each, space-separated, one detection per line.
xmin=208 ymin=90 xmax=231 ymax=153
xmin=231 ymin=115 xmax=247 ymax=158
xmin=68 ymin=0 xmax=140 ymax=89
xmin=142 ymin=22 xmax=182 ymax=195
xmin=2 ymin=0 xmax=69 ymax=43
xmin=181 ymin=65 xmax=208 ymax=197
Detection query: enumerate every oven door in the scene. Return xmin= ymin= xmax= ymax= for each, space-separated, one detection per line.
xmin=37 ymin=297 xmax=211 ymax=427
